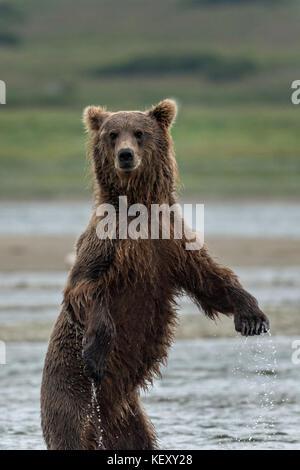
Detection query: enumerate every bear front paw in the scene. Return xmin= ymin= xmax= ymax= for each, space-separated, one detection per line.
xmin=234 ymin=311 xmax=270 ymax=337
xmin=82 ymin=333 xmax=107 ymax=387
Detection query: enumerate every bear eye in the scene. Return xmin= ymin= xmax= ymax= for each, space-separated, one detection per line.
xmin=109 ymin=131 xmax=118 ymax=141
xmin=135 ymin=130 xmax=143 ymax=139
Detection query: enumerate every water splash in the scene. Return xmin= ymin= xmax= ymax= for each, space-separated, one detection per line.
xmin=224 ymin=331 xmax=279 ymax=449
xmin=246 ymin=332 xmax=278 ymax=445
xmin=76 ymin=334 xmax=104 ymax=448
xmin=90 ymin=381 xmax=103 ymax=448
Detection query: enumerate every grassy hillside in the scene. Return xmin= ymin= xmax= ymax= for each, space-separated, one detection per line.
xmin=0 ymin=0 xmax=299 ymax=198
xmin=1 ymin=105 xmax=299 ymax=199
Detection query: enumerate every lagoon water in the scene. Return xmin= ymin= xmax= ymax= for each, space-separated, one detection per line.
xmin=0 ymin=200 xmax=299 ymax=449
xmin=0 ymin=337 xmax=299 ymax=450
xmin=1 ymin=200 xmax=300 ymax=238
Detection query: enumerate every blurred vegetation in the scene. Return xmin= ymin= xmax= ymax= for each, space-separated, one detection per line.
xmin=0 ymin=0 xmax=299 ymax=199
xmin=0 ymin=1 xmax=24 ymax=46
xmin=186 ymin=0 xmax=290 ymax=5
xmin=1 ymin=106 xmax=299 ymax=199
xmin=93 ymin=53 xmax=257 ymax=81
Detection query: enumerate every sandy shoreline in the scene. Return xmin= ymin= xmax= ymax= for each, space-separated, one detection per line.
xmin=2 ymin=234 xmax=300 ymax=271
xmin=1 ymin=234 xmax=299 ymax=341
xmin=1 ymin=308 xmax=298 ymax=342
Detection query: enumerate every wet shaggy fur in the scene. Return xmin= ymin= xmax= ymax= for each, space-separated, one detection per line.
xmin=41 ymin=99 xmax=269 ymax=450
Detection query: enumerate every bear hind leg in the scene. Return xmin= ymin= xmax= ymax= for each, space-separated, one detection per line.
xmin=100 ymin=394 xmax=157 ymax=450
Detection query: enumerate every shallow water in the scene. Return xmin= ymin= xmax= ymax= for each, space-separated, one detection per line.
xmin=0 ymin=337 xmax=299 ymax=450
xmin=1 ymin=200 xmax=300 ymax=238
xmin=0 ymin=201 xmax=299 ymax=449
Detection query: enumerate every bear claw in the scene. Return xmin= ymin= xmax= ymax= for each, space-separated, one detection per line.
xmin=82 ymin=335 xmax=107 ymax=386
xmin=83 ymin=360 xmax=104 ymax=387
xmin=82 ymin=352 xmax=105 ymax=387
xmin=235 ymin=313 xmax=270 ymax=337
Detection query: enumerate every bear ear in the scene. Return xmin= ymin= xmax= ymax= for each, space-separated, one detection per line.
xmin=148 ymin=99 xmax=177 ymax=129
xmin=83 ymin=105 xmax=110 ymax=132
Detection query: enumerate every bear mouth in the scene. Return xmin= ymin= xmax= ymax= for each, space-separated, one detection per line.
xmin=117 ymin=162 xmax=138 ymax=173
xmin=119 ymin=163 xmax=134 ymax=170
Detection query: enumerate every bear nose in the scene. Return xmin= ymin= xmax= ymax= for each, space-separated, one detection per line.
xmin=118 ymin=148 xmax=134 ymax=169
xmin=118 ymin=148 xmax=134 ymax=163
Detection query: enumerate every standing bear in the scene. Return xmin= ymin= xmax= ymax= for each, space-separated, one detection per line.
xmin=41 ymin=99 xmax=269 ymax=450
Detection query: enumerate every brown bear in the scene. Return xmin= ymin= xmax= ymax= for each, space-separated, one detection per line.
xmin=40 ymin=99 xmax=269 ymax=450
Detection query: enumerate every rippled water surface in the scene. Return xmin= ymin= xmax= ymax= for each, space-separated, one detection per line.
xmin=1 ymin=200 xmax=300 ymax=238
xmin=1 ymin=201 xmax=299 ymax=449
xmin=0 ymin=337 xmax=299 ymax=450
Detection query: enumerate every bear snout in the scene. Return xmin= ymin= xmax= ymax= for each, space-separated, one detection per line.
xmin=117 ymin=148 xmax=135 ymax=170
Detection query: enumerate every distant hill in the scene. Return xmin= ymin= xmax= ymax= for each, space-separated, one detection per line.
xmin=0 ymin=0 xmax=299 ymax=199
xmin=0 ymin=0 xmax=299 ymax=108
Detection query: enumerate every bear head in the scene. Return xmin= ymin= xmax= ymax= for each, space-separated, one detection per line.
xmin=83 ymin=99 xmax=178 ymax=202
